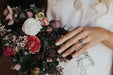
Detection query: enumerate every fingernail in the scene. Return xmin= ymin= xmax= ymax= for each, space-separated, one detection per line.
xmin=58 ymin=49 xmax=62 ymax=53
xmin=62 ymin=54 xmax=66 ymax=57
xmin=55 ymin=42 xmax=60 ymax=46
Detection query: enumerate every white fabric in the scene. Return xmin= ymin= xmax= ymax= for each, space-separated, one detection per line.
xmin=47 ymin=0 xmax=113 ymax=75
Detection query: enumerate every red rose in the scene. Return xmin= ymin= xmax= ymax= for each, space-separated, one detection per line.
xmin=3 ymin=46 xmax=16 ymax=56
xmin=25 ymin=36 xmax=41 ymax=53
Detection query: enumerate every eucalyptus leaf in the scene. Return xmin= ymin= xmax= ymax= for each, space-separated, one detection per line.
xmin=38 ymin=71 xmax=45 ymax=75
xmin=42 ymin=61 xmax=48 ymax=69
xmin=43 ymin=40 xmax=49 ymax=50
xmin=32 ymin=7 xmax=40 ymax=14
xmin=19 ymin=66 xmax=27 ymax=74
xmin=21 ymin=55 xmax=31 ymax=64
xmin=18 ymin=12 xmax=27 ymax=20
xmin=50 ymin=60 xmax=59 ymax=67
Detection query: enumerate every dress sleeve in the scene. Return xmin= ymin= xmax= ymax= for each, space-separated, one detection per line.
xmin=47 ymin=0 xmax=54 ymax=21
xmin=95 ymin=3 xmax=113 ymax=32
xmin=96 ymin=13 xmax=113 ymax=32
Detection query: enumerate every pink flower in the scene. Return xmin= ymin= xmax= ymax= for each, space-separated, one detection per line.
xmin=40 ymin=20 xmax=45 ymax=25
xmin=5 ymin=5 xmax=14 ymax=25
xmin=3 ymin=46 xmax=16 ymax=56
xmin=25 ymin=36 xmax=41 ymax=53
xmin=50 ymin=20 xmax=61 ymax=29
xmin=26 ymin=11 xmax=33 ymax=18
xmin=11 ymin=64 xmax=21 ymax=71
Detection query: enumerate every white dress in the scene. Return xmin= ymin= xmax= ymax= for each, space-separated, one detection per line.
xmin=47 ymin=0 xmax=113 ymax=75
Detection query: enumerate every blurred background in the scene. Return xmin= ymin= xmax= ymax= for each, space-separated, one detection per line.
xmin=0 ymin=55 xmax=20 ymax=75
xmin=0 ymin=0 xmax=47 ymax=16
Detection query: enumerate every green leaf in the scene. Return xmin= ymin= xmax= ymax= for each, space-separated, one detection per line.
xmin=43 ymin=40 xmax=49 ymax=50
xmin=32 ymin=7 xmax=40 ymax=14
xmin=21 ymin=55 xmax=31 ymax=64
xmin=50 ymin=60 xmax=59 ymax=67
xmin=18 ymin=12 xmax=27 ymax=20
xmin=19 ymin=66 xmax=27 ymax=74
xmin=26 ymin=71 xmax=32 ymax=75
xmin=42 ymin=61 xmax=48 ymax=69
xmin=38 ymin=73 xmax=45 ymax=75
xmin=38 ymin=71 xmax=45 ymax=75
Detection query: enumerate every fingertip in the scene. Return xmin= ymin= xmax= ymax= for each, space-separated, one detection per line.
xmin=62 ymin=54 xmax=66 ymax=57
xmin=58 ymin=49 xmax=62 ymax=53
xmin=7 ymin=5 xmax=9 ymax=7
xmin=55 ymin=42 xmax=60 ymax=46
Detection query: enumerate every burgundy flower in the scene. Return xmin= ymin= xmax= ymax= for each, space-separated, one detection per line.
xmin=46 ymin=27 xmax=53 ymax=32
xmin=3 ymin=46 xmax=16 ymax=56
xmin=50 ymin=20 xmax=61 ymax=29
xmin=25 ymin=36 xmax=41 ymax=53
xmin=66 ymin=55 xmax=73 ymax=60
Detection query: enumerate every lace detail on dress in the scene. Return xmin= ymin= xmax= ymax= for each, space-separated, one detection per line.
xmin=76 ymin=51 xmax=95 ymax=75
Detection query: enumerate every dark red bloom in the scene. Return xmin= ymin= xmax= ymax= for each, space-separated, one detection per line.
xmin=3 ymin=46 xmax=16 ymax=56
xmin=50 ymin=20 xmax=61 ymax=29
xmin=25 ymin=36 xmax=41 ymax=53
xmin=66 ymin=55 xmax=73 ymax=60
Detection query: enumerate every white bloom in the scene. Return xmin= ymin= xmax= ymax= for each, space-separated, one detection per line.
xmin=22 ymin=18 xmax=42 ymax=36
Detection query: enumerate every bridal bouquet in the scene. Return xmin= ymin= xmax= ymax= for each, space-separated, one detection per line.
xmin=0 ymin=4 xmax=94 ymax=75
xmin=0 ymin=4 xmax=70 ymax=75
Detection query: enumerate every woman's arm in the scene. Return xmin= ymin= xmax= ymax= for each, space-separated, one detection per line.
xmin=55 ymin=26 xmax=113 ymax=58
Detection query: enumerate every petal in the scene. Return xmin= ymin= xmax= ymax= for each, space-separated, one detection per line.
xmin=8 ymin=20 xmax=14 ymax=25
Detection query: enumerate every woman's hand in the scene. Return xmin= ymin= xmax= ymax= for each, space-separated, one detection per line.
xmin=55 ymin=26 xmax=109 ymax=58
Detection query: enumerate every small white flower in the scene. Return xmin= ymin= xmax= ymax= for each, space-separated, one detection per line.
xmin=15 ymin=47 xmax=19 ymax=52
xmin=5 ymin=36 xmax=9 ymax=40
xmin=20 ymin=43 xmax=25 ymax=47
xmin=0 ymin=26 xmax=5 ymax=31
xmin=22 ymin=18 xmax=42 ymax=36
xmin=24 ymin=52 xmax=28 ymax=55
xmin=47 ymin=59 xmax=52 ymax=62
xmin=23 ymin=35 xmax=28 ymax=39
xmin=17 ymin=43 xmax=20 ymax=46
xmin=7 ymin=29 xmax=12 ymax=32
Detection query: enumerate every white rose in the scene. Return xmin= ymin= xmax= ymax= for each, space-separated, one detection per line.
xmin=22 ymin=18 xmax=42 ymax=36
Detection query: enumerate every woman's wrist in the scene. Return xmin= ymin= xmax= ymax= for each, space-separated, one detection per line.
xmin=101 ymin=27 xmax=112 ymax=43
xmin=102 ymin=28 xmax=110 ymax=42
